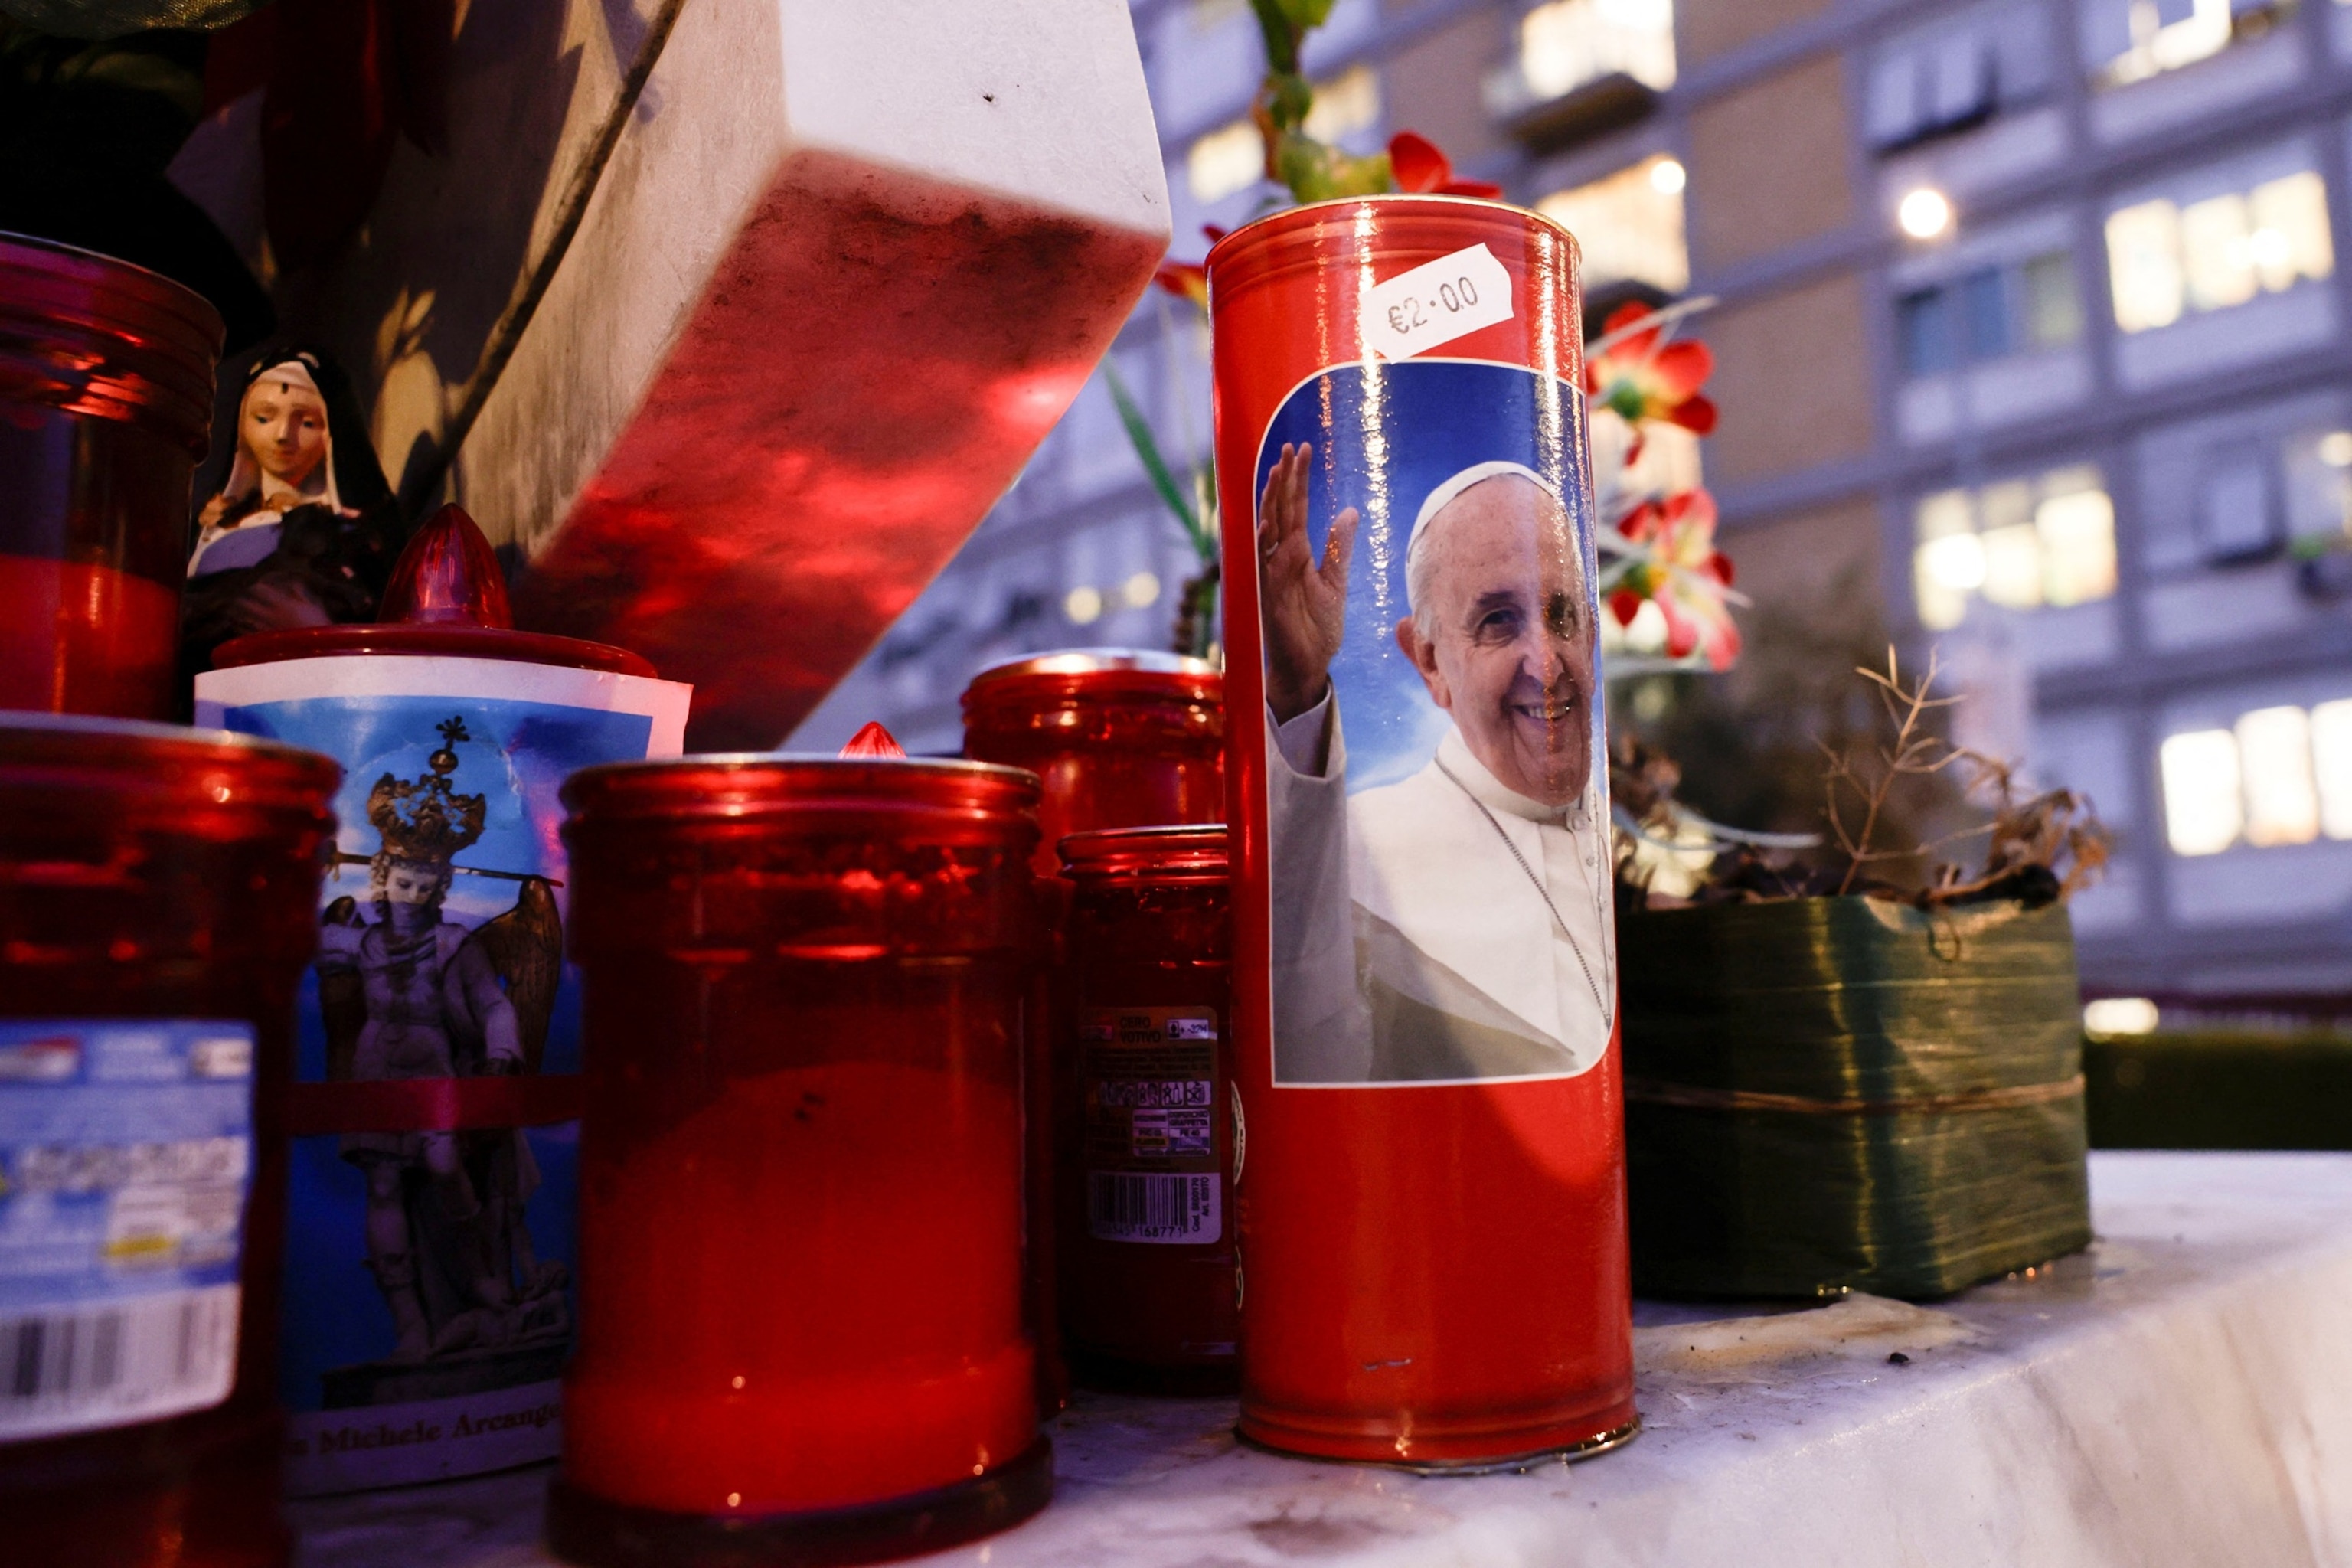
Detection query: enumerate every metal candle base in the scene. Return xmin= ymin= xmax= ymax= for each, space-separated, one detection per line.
xmin=544 ymin=1438 xmax=1054 ymax=1568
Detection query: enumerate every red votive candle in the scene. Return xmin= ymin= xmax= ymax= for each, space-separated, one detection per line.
xmin=549 ymin=751 xmax=1050 ymax=1566
xmin=0 ymin=236 xmax=224 ymax=720
xmin=1057 ymin=825 xmax=1235 ymax=1392
xmin=962 ymin=651 xmax=1226 ymax=1407
xmin=961 ymin=650 xmax=1224 ymax=876
xmin=0 ymin=715 xmax=338 ymax=1567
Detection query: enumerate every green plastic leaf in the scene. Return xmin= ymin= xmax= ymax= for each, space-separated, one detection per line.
xmin=1102 ymin=361 xmax=1202 ymax=541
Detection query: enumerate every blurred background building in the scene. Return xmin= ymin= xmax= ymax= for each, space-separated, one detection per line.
xmin=794 ymin=0 xmax=2352 ymax=1004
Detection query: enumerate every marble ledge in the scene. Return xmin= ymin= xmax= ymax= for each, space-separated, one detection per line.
xmin=292 ymin=1152 xmax=2352 ymax=1568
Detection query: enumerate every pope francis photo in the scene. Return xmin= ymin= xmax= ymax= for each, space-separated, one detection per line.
xmin=1258 ymin=439 xmax=1615 ymax=1083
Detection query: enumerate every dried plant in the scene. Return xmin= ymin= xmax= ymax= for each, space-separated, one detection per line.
xmin=1922 ymin=753 xmax=2112 ymax=908
xmin=1622 ymin=642 xmax=2112 ymax=910
xmin=1820 ymin=646 xmax=1968 ymax=895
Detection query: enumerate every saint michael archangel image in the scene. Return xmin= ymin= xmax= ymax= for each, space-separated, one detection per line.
xmin=315 ymin=717 xmax=568 ymax=1374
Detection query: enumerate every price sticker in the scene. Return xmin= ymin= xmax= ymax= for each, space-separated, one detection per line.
xmin=1362 ymin=243 xmax=1514 ymax=361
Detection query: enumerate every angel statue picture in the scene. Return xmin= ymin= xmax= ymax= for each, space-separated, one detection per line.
xmin=315 ymin=717 xmax=570 ymax=1379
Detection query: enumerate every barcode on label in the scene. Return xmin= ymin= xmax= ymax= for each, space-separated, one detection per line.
xmin=1087 ymin=1172 xmax=1220 ymax=1246
xmin=0 ymin=1285 xmax=239 ymax=1440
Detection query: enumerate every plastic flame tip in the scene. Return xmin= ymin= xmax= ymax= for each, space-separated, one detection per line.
xmin=378 ymin=504 xmax=515 ymax=629
xmin=839 ymin=721 xmax=906 ymax=760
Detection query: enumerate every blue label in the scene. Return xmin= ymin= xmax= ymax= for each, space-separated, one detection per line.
xmin=0 ymin=1019 xmax=254 ymax=1439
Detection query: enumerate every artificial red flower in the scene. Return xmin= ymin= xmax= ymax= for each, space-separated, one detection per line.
xmin=1611 ymin=489 xmax=1741 ymax=670
xmin=1586 ymin=302 xmax=1717 ymax=443
xmin=1152 ymin=226 xmax=1230 ymax=311
xmin=1154 ymin=259 xmax=1208 ymax=310
xmin=1387 ymin=131 xmax=1503 ymax=200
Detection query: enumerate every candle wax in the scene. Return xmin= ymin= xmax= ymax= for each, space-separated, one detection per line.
xmin=565 ymin=1060 xmax=1034 ymax=1515
xmin=0 ymin=554 xmax=177 ymax=719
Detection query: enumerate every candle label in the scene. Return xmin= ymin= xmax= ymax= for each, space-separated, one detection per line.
xmin=1079 ymin=1008 xmax=1223 ymax=1245
xmin=1363 ymin=243 xmax=1514 ymax=361
xmin=195 ymin=655 xmax=690 ymax=1494
xmin=0 ymin=1019 xmax=253 ymax=1442
xmin=1250 ymin=358 xmax=1615 ymax=1086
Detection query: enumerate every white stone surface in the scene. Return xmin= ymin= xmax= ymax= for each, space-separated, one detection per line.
xmin=291 ymin=1153 xmax=2352 ymax=1567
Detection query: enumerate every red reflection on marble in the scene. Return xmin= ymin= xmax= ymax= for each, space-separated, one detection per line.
xmin=510 ymin=151 xmax=1165 ymax=752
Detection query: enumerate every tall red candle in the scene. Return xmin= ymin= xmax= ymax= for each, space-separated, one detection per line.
xmin=0 ymin=715 xmax=338 ymax=1566
xmin=0 ymin=235 xmax=223 ymax=720
xmin=550 ymin=750 xmax=1050 ymax=1566
xmin=1208 ymin=198 xmax=1636 ymax=1466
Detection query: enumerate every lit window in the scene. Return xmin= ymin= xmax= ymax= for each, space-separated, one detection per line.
xmin=2106 ymin=200 xmax=2185 ymax=332
xmin=2105 ymin=170 xmax=2333 ymax=334
xmin=1537 ymin=155 xmax=1688 ymax=293
xmin=1064 ymin=585 xmax=1103 ymax=625
xmin=2237 ymin=706 xmax=2319 ymax=846
xmin=1187 ymin=119 xmax=1261 ymax=204
xmin=2161 ymin=728 xmax=2243 ymax=855
xmin=1910 ymin=466 xmax=2115 ymax=629
xmin=2084 ymin=997 xmax=2160 ymax=1035
xmin=2089 ymin=0 xmax=2235 ymax=88
xmin=1122 ymin=570 xmax=1161 ymax=609
xmin=2037 ymin=485 xmax=2118 ymax=606
xmin=2314 ymin=700 xmax=2352 ymax=840
xmin=1303 ymin=64 xmax=1381 ymax=144
xmin=1517 ymin=0 xmax=1676 ymax=101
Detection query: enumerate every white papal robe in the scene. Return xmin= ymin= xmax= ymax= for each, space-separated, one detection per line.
xmin=1266 ymin=692 xmax=1615 ymax=1083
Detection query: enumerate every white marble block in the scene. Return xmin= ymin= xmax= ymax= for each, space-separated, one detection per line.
xmin=487 ymin=0 xmax=1171 ymax=745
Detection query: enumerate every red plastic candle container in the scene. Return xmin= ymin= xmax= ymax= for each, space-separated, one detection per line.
xmin=0 ymin=715 xmax=338 ymax=1567
xmin=1057 ymin=825 xmax=1235 ymax=1392
xmin=550 ymin=754 xmax=1050 ymax=1567
xmin=1208 ymin=198 xmax=1636 ymax=1466
xmin=961 ymin=651 xmax=1224 ymax=877
xmin=0 ymin=236 xmax=224 ymax=720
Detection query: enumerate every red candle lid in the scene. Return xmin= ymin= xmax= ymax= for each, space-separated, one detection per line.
xmin=1059 ymin=822 xmax=1229 ymax=881
xmin=211 ymin=504 xmax=658 ymax=676
xmin=962 ymin=648 xmax=1221 ymax=717
xmin=561 ymin=750 xmax=1042 ymax=837
xmin=0 ymin=710 xmax=340 ymax=822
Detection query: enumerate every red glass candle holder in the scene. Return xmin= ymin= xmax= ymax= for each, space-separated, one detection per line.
xmin=550 ymin=754 xmax=1050 ymax=1567
xmin=962 ymin=651 xmax=1225 ymax=1409
xmin=961 ymin=650 xmax=1224 ymax=877
xmin=1208 ymin=198 xmax=1638 ymax=1467
xmin=1057 ymin=825 xmax=1235 ymax=1393
xmin=0 ymin=714 xmax=338 ymax=1567
xmin=0 ymin=235 xmax=224 ymax=720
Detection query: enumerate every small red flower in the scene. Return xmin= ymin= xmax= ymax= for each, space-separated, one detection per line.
xmin=1586 ymin=302 xmax=1717 ymax=441
xmin=1388 ymin=131 xmax=1503 ymax=200
xmin=1614 ymin=490 xmax=1740 ymax=669
xmin=1154 ymin=259 xmax=1208 ymax=310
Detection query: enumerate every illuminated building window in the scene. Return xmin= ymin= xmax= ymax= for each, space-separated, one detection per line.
xmin=1187 ymin=67 xmax=1380 ymax=206
xmin=2161 ymin=697 xmax=2352 ymax=854
xmin=1187 ymin=120 xmax=1261 ymax=204
xmin=1913 ymin=465 xmax=2115 ymax=630
xmin=2161 ymin=728 xmax=2243 ymax=855
xmin=1896 ymin=249 xmax=2081 ymax=377
xmin=1536 ymin=155 xmax=1689 ymax=294
xmin=2080 ymin=0 xmax=2287 ymax=89
xmin=2237 ymin=706 xmax=2319 ymax=846
xmin=1303 ymin=64 xmax=1381 ymax=144
xmin=2106 ymin=170 xmax=2333 ymax=334
xmin=1514 ymin=0 xmax=1676 ymax=102
xmin=2315 ymin=701 xmax=2352 ymax=840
